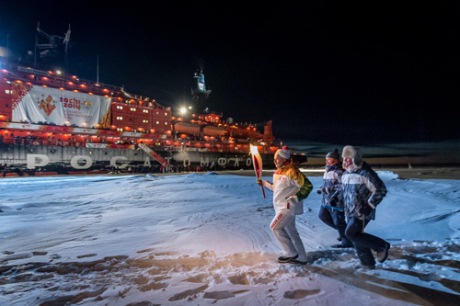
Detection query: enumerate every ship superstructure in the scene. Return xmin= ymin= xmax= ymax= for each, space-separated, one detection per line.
xmin=0 ymin=25 xmax=281 ymax=176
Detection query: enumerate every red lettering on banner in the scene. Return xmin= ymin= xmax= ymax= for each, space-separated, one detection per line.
xmin=60 ymin=97 xmax=81 ymax=110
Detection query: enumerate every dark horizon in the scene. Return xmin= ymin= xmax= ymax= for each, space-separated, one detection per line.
xmin=1 ymin=2 xmax=459 ymax=145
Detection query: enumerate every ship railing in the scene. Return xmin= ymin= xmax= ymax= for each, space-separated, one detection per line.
xmin=42 ymin=77 xmax=121 ymax=96
xmin=8 ymin=64 xmax=166 ymax=108
xmin=8 ymin=66 xmax=123 ymax=96
xmin=77 ymin=78 xmax=121 ymax=92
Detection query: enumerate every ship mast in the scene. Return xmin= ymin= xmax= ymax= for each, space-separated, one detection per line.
xmin=191 ymin=68 xmax=212 ymax=109
xmin=96 ymin=54 xmax=100 ymax=84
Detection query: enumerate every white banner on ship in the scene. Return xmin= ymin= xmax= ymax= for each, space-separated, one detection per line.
xmin=12 ymin=86 xmax=111 ymax=127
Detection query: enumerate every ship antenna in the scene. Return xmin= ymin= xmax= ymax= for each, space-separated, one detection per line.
xmin=63 ymin=24 xmax=71 ymax=66
xmin=96 ymin=54 xmax=100 ymax=84
xmin=34 ymin=22 xmax=39 ymax=66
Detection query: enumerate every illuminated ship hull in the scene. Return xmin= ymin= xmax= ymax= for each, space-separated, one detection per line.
xmin=0 ymin=63 xmax=285 ymax=176
xmin=0 ymin=22 xmax=310 ymax=176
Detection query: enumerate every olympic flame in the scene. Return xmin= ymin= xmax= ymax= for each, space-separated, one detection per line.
xmin=250 ymin=144 xmax=266 ymax=198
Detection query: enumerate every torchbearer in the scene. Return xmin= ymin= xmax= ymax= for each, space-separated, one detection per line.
xmin=257 ymin=146 xmax=313 ymax=265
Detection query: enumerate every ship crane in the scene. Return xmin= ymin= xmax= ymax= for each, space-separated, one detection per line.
xmin=35 ymin=22 xmax=72 ymax=64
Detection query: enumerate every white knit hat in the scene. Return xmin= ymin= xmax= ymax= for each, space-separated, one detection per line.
xmin=342 ymin=145 xmax=362 ymax=166
xmin=275 ymin=146 xmax=291 ymax=159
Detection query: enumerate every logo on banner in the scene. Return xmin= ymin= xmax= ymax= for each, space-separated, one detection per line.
xmin=37 ymin=94 xmax=57 ymax=116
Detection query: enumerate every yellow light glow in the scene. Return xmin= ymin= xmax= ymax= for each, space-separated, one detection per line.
xmin=250 ymin=144 xmax=259 ymax=155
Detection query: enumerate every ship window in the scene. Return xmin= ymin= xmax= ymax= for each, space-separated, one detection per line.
xmin=164 ymin=122 xmax=168 ymax=125
xmin=143 ymin=109 xmax=148 ymax=113
xmin=116 ymin=116 xmax=123 ymax=121
xmin=130 ymin=107 xmax=136 ymax=111
xmin=164 ymin=112 xmax=168 ymax=116
xmin=143 ymin=119 xmax=148 ymax=124
xmin=117 ymin=105 xmax=123 ymax=110
xmin=156 ymin=121 xmax=160 ymax=125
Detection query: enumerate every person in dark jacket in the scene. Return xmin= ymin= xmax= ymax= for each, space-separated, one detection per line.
xmin=337 ymin=145 xmax=390 ymax=269
xmin=317 ymin=149 xmax=353 ymax=248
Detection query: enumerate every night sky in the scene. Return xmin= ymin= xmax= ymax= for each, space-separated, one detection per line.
xmin=1 ymin=1 xmax=460 ymax=145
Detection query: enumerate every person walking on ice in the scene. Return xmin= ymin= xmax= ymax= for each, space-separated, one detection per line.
xmin=317 ymin=149 xmax=353 ymax=248
xmin=258 ymin=146 xmax=313 ymax=265
xmin=335 ymin=145 xmax=390 ymax=269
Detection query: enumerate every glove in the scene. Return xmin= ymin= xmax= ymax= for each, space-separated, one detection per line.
xmin=359 ymin=205 xmax=372 ymax=215
xmin=329 ymin=197 xmax=338 ymax=206
xmin=316 ymin=188 xmax=322 ymax=194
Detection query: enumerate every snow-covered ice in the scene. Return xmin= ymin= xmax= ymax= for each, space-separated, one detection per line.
xmin=1 ymin=170 xmax=459 ymax=305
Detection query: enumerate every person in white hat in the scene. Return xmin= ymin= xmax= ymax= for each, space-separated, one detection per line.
xmin=258 ymin=146 xmax=313 ymax=265
xmin=336 ymin=145 xmax=390 ymax=269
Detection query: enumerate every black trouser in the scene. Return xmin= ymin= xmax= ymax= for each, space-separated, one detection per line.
xmin=318 ymin=205 xmax=352 ymax=246
xmin=345 ymin=216 xmax=387 ymax=266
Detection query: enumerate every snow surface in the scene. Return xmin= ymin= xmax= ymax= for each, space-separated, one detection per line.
xmin=1 ymin=170 xmax=459 ymax=305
